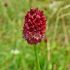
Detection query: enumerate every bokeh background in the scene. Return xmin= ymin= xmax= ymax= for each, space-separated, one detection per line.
xmin=0 ymin=0 xmax=70 ymax=70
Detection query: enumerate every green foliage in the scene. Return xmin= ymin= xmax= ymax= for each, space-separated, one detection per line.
xmin=0 ymin=0 xmax=70 ymax=70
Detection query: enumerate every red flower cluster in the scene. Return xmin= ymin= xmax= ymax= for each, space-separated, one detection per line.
xmin=23 ymin=8 xmax=46 ymax=44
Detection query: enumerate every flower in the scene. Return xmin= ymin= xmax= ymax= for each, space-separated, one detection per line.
xmin=48 ymin=1 xmax=63 ymax=12
xmin=11 ymin=49 xmax=20 ymax=55
xmin=23 ymin=8 xmax=46 ymax=44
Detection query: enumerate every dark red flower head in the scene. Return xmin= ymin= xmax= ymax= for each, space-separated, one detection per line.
xmin=23 ymin=8 xmax=46 ymax=44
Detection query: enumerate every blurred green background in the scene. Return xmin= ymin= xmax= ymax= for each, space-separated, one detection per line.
xmin=0 ymin=0 xmax=70 ymax=70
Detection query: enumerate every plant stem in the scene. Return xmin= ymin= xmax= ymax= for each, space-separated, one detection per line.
xmin=34 ymin=45 xmax=41 ymax=70
xmin=47 ymin=41 xmax=52 ymax=70
xmin=29 ymin=0 xmax=32 ymax=8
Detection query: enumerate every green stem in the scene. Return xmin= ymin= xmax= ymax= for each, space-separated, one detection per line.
xmin=29 ymin=0 xmax=32 ymax=8
xmin=47 ymin=42 xmax=52 ymax=70
xmin=34 ymin=45 xmax=41 ymax=70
